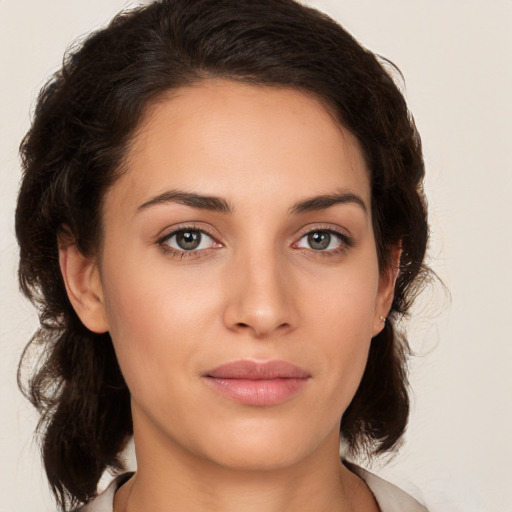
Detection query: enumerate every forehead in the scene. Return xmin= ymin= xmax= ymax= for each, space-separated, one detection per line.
xmin=111 ymin=80 xmax=370 ymax=213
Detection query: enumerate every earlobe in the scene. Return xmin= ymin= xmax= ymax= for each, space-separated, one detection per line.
xmin=372 ymin=245 xmax=401 ymax=337
xmin=58 ymin=237 xmax=109 ymax=334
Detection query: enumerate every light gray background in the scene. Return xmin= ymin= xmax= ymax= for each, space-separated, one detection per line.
xmin=1 ymin=1 xmax=511 ymax=510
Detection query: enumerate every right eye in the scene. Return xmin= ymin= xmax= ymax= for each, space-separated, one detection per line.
xmin=161 ymin=229 xmax=218 ymax=252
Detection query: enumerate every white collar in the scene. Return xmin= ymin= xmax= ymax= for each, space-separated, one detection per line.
xmin=78 ymin=465 xmax=427 ymax=512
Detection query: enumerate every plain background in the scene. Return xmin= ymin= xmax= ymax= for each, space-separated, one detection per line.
xmin=1 ymin=1 xmax=511 ymax=511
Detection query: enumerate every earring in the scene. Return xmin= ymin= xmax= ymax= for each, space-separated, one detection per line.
xmin=379 ymin=315 xmax=386 ymax=323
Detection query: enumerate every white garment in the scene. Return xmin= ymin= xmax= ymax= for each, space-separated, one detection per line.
xmin=78 ymin=466 xmax=427 ymax=512
xmin=349 ymin=464 xmax=427 ymax=512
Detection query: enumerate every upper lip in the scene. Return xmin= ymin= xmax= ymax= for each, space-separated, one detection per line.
xmin=205 ymin=360 xmax=311 ymax=380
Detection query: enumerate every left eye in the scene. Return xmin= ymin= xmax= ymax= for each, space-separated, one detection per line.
xmin=164 ymin=229 xmax=216 ymax=251
xmin=296 ymin=230 xmax=345 ymax=251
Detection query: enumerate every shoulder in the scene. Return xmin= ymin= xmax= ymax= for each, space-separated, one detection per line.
xmin=74 ymin=473 xmax=133 ymax=512
xmin=75 ymin=466 xmax=427 ymax=512
xmin=346 ymin=462 xmax=428 ymax=512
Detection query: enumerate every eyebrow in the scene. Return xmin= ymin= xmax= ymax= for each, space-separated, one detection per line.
xmin=290 ymin=190 xmax=367 ymax=215
xmin=137 ymin=190 xmax=231 ymax=213
xmin=136 ymin=188 xmax=367 ymax=215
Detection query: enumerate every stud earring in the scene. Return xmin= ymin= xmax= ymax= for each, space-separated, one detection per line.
xmin=379 ymin=315 xmax=386 ymax=323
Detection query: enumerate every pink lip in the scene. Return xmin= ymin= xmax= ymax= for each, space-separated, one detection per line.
xmin=203 ymin=360 xmax=311 ymax=406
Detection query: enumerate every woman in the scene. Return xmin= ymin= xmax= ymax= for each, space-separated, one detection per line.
xmin=15 ymin=0 xmax=429 ymax=510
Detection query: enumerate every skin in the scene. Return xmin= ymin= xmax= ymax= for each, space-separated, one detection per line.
xmin=60 ymin=80 xmax=397 ymax=512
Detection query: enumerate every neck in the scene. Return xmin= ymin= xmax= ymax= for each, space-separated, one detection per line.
xmin=114 ymin=410 xmax=378 ymax=512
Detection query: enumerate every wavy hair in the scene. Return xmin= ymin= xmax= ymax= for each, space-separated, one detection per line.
xmin=15 ymin=0 xmax=429 ymax=509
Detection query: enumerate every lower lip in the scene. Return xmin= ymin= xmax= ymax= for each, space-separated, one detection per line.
xmin=204 ymin=377 xmax=309 ymax=406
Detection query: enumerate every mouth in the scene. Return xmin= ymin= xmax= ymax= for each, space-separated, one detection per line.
xmin=203 ymin=360 xmax=311 ymax=406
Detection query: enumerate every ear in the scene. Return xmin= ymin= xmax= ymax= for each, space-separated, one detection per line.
xmin=58 ymin=236 xmax=109 ymax=334
xmin=372 ymin=245 xmax=401 ymax=337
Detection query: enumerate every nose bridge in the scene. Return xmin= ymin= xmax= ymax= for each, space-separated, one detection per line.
xmin=223 ymin=238 xmax=295 ymax=337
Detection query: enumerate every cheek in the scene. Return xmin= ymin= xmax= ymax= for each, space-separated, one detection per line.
xmin=301 ymin=263 xmax=379 ymax=403
xmin=102 ymin=249 xmax=219 ymax=338
xmin=99 ymin=250 xmax=246 ymax=417
xmin=301 ymin=259 xmax=380 ymax=340
xmin=99 ymin=260 xmax=213 ymax=392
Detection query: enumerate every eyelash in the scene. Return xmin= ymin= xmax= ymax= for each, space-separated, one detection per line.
xmin=292 ymin=226 xmax=353 ymax=257
xmin=156 ymin=225 xmax=353 ymax=260
xmin=157 ymin=224 xmax=220 ymax=260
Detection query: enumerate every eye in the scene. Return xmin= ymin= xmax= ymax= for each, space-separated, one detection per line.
xmin=295 ymin=230 xmax=348 ymax=252
xmin=163 ymin=229 xmax=217 ymax=252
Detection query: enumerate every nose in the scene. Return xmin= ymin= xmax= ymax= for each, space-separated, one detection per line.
xmin=222 ymin=250 xmax=297 ymax=338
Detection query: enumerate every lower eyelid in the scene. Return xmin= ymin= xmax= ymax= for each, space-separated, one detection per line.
xmin=169 ymin=231 xmax=215 ymax=250
xmin=157 ymin=226 xmax=221 ymax=252
xmin=157 ymin=225 xmax=352 ymax=258
xmin=295 ymin=229 xmax=351 ymax=250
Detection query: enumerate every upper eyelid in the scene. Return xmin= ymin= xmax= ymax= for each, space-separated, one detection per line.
xmin=295 ymin=229 xmax=349 ymax=245
xmin=157 ymin=227 xmax=221 ymax=257
xmin=292 ymin=223 xmax=351 ymax=240
xmin=155 ymin=223 xmax=352 ymax=248
xmin=156 ymin=223 xmax=221 ymax=243
xmin=292 ymin=225 xmax=353 ymax=251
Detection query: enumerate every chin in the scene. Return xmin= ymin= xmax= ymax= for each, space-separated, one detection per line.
xmin=191 ymin=415 xmax=337 ymax=472
xmin=206 ymin=442 xmax=309 ymax=472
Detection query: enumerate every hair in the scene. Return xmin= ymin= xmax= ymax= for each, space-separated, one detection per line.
xmin=15 ymin=0 xmax=428 ymax=509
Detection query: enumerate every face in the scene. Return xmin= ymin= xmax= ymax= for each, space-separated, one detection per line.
xmin=68 ymin=80 xmax=394 ymax=472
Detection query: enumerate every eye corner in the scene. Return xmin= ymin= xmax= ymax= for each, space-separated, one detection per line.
xmin=293 ymin=227 xmax=353 ymax=255
xmin=156 ymin=224 xmax=223 ymax=260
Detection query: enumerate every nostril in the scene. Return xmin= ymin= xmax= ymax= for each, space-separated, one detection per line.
xmin=232 ymin=320 xmax=291 ymax=337
xmin=223 ymin=290 xmax=296 ymax=337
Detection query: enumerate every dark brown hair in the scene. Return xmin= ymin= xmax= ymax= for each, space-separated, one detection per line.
xmin=16 ymin=0 xmax=428 ymax=509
